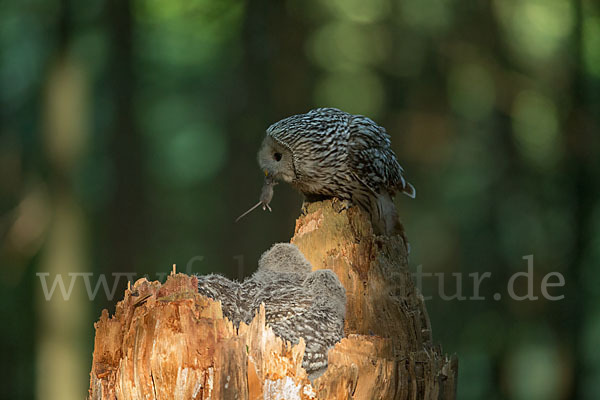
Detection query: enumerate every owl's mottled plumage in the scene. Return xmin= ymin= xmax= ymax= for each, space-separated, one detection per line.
xmin=196 ymin=243 xmax=346 ymax=380
xmin=196 ymin=274 xmax=256 ymax=326
xmin=258 ymin=107 xmax=415 ymax=235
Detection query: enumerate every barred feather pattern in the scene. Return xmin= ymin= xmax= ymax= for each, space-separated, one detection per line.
xmin=196 ymin=274 xmax=256 ymax=325
xmin=259 ymin=108 xmax=415 ymax=235
xmin=196 ymin=243 xmax=346 ymax=380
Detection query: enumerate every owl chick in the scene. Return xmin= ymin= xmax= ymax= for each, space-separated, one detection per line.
xmin=248 ymin=243 xmax=346 ymax=380
xmin=196 ymin=274 xmax=249 ymax=325
xmin=297 ymin=269 xmax=346 ymax=379
xmin=197 ymin=243 xmax=346 ymax=380
xmin=257 ymin=107 xmax=415 ymax=235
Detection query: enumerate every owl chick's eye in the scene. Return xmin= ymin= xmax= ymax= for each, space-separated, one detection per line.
xmin=273 ymin=152 xmax=282 ymax=162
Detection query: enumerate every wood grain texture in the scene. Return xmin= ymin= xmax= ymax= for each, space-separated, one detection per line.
xmin=88 ymin=200 xmax=457 ymax=399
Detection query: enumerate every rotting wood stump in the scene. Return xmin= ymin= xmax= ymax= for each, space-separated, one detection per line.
xmin=88 ymin=199 xmax=458 ymax=399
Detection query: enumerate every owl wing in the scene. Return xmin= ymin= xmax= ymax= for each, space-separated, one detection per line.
xmin=264 ymin=290 xmax=342 ymax=377
xmin=261 ymin=286 xmax=314 ymax=343
xmin=196 ymin=274 xmax=244 ymax=325
xmin=260 ymin=275 xmax=345 ymax=378
xmin=300 ymin=308 xmax=344 ymax=378
xmin=347 ymin=116 xmax=412 ymax=196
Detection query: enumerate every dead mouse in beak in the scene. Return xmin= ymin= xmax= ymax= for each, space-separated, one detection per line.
xmin=235 ymin=177 xmax=277 ymax=222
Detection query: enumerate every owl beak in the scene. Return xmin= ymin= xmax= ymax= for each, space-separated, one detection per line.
xmin=264 ymin=169 xmax=269 ymax=177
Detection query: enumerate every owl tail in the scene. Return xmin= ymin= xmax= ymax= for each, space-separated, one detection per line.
xmin=374 ymin=192 xmax=404 ymax=237
xmin=401 ymin=180 xmax=416 ymax=199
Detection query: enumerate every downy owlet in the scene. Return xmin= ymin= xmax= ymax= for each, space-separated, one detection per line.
xmin=196 ymin=243 xmax=346 ymax=380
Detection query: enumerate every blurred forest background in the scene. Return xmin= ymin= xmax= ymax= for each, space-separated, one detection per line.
xmin=1 ymin=0 xmax=599 ymax=398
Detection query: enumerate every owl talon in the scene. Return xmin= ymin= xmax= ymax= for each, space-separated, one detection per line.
xmin=333 ymin=199 xmax=352 ymax=213
xmin=300 ymin=202 xmax=309 ymax=215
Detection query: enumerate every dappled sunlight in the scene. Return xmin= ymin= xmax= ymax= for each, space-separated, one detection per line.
xmin=134 ymin=0 xmax=245 ymax=67
xmin=504 ymin=335 xmax=567 ymax=400
xmin=493 ymin=0 xmax=574 ymax=64
xmin=307 ymin=21 xmax=390 ymax=71
xmin=398 ymin=0 xmax=454 ymax=32
xmin=141 ymin=96 xmax=228 ymax=187
xmin=327 ymin=0 xmax=390 ymax=23
xmin=448 ymin=62 xmax=496 ymax=121
xmin=313 ymin=70 xmax=385 ymax=117
xmin=511 ymin=90 xmax=562 ymax=169
xmin=583 ymin=16 xmax=600 ymax=78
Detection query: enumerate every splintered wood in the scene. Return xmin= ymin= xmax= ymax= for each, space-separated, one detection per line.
xmin=88 ymin=200 xmax=457 ymax=399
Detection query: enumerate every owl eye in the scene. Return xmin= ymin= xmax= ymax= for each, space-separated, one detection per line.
xmin=273 ymin=152 xmax=282 ymax=162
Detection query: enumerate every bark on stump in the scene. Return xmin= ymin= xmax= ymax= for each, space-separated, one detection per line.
xmin=88 ymin=199 xmax=458 ymax=399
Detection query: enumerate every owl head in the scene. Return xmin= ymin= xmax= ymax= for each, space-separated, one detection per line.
xmin=257 ymin=135 xmax=296 ymax=184
xmin=257 ymin=243 xmax=312 ymax=275
xmin=304 ymin=269 xmax=346 ymax=319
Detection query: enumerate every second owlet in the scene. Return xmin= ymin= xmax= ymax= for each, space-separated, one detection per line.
xmin=257 ymin=107 xmax=415 ymax=235
xmin=196 ymin=243 xmax=346 ymax=380
xmin=247 ymin=243 xmax=346 ymax=380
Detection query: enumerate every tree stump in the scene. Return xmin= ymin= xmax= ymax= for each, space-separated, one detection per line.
xmin=88 ymin=200 xmax=458 ymax=399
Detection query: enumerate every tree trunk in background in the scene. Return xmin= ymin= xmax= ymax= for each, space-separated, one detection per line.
xmin=223 ymin=0 xmax=312 ymax=278
xmin=88 ymin=200 xmax=457 ymax=399
xmin=566 ymin=1 xmax=600 ymax=397
xmin=39 ymin=52 xmax=91 ymax=400
xmin=106 ymin=0 xmax=145 ymax=275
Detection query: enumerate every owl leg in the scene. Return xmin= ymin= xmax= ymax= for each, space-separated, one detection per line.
xmin=331 ymin=198 xmax=353 ymax=213
xmin=301 ymin=193 xmax=331 ymax=214
xmin=373 ymin=193 xmax=411 ymax=252
xmin=301 ymin=201 xmax=309 ymax=215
